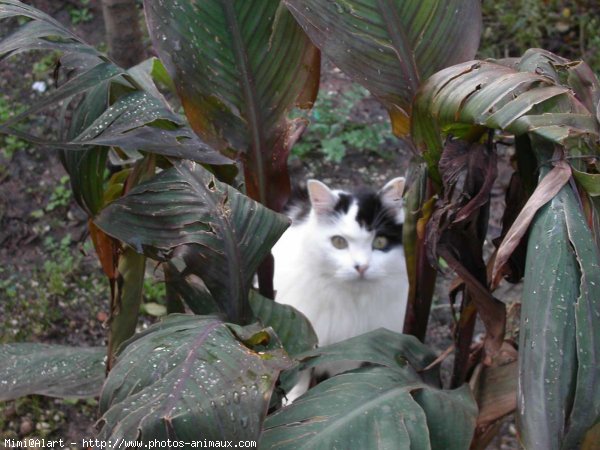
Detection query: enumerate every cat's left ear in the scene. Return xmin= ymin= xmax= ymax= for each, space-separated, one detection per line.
xmin=378 ymin=177 xmax=405 ymax=212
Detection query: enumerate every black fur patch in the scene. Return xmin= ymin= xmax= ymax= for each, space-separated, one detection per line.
xmin=284 ymin=183 xmax=403 ymax=249
xmin=333 ymin=193 xmax=352 ymax=214
xmin=354 ymin=188 xmax=403 ymax=250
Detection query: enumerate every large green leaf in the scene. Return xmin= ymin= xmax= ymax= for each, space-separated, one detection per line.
xmin=519 ymin=179 xmax=600 ymax=449
xmin=262 ymin=366 xmax=476 ymax=450
xmin=94 ymin=160 xmax=289 ymax=324
xmin=561 ymin=186 xmax=600 ymax=448
xmin=412 ymin=50 xmax=600 ymax=183
xmin=0 ymin=344 xmax=105 ymax=400
xmin=277 ymin=328 xmax=440 ymax=400
xmin=0 ymin=1 xmax=229 ymax=166
xmin=71 ymin=91 xmax=228 ymax=164
xmin=144 ymin=0 xmax=320 ymax=211
xmin=293 ymin=328 xmax=437 ymax=376
xmin=249 ymin=291 xmax=317 ymax=358
xmin=98 ymin=315 xmax=291 ymax=442
xmin=285 ymin=0 xmax=481 ymax=135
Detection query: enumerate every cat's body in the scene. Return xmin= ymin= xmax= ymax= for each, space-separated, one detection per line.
xmin=272 ymin=177 xmax=408 ymax=401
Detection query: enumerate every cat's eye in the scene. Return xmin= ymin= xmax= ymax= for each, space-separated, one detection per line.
xmin=373 ymin=236 xmax=389 ymax=250
xmin=331 ymin=235 xmax=348 ymax=249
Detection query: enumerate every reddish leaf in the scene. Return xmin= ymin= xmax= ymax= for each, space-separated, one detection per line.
xmin=492 ymin=160 xmax=572 ymax=288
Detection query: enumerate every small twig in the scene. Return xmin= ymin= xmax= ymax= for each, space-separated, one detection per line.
xmin=421 ymin=344 xmax=455 ymax=372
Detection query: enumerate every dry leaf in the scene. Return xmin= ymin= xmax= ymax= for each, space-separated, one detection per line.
xmin=492 ymin=161 xmax=571 ymax=288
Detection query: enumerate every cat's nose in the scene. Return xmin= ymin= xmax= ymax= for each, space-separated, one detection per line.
xmin=354 ymin=264 xmax=369 ymax=276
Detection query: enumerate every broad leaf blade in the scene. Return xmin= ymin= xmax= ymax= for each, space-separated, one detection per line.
xmin=263 ymin=366 xmax=476 ymax=450
xmin=249 ymin=291 xmax=317 ymax=358
xmin=263 ymin=367 xmax=430 ymax=449
xmin=412 ymin=384 xmax=478 ymax=450
xmin=562 ymin=186 xmax=600 ymax=448
xmin=98 ymin=315 xmax=291 ymax=442
xmin=71 ymin=91 xmax=227 ymax=164
xmin=294 ymin=329 xmax=438 ymax=376
xmin=518 ymin=184 xmax=580 ymax=450
xmin=285 ymin=0 xmax=481 ymax=135
xmin=94 ymin=160 xmax=289 ymax=324
xmin=0 ymin=344 xmax=105 ymax=400
xmin=144 ymin=0 xmax=320 ymax=210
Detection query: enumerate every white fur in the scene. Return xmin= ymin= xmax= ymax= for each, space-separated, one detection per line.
xmin=272 ymin=180 xmax=408 ymax=402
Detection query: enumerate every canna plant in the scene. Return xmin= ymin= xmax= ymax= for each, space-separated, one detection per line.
xmin=0 ymin=1 xmax=599 ymax=449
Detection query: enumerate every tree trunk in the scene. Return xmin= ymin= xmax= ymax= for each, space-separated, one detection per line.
xmin=101 ymin=0 xmax=145 ymax=68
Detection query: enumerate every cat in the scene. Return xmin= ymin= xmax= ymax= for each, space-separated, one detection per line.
xmin=272 ymin=177 xmax=408 ymax=401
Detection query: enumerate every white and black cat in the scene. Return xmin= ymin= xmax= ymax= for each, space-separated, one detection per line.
xmin=272 ymin=177 xmax=408 ymax=400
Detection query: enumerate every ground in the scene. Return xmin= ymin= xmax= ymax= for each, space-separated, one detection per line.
xmin=0 ymin=2 xmax=523 ymax=448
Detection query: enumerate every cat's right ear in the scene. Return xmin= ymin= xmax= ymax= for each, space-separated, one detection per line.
xmin=307 ymin=180 xmax=337 ymax=214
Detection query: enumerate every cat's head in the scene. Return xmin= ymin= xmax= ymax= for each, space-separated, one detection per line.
xmin=305 ymin=177 xmax=406 ymax=281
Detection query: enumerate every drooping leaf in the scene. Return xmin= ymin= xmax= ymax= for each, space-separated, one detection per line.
xmin=127 ymin=57 xmax=175 ymax=102
xmin=262 ymin=366 xmax=476 ymax=450
xmin=492 ymin=160 xmax=572 ymax=288
xmin=0 ymin=1 xmax=101 ymax=58
xmin=94 ymin=160 xmax=289 ymax=324
xmin=98 ymin=315 xmax=291 ymax=442
xmin=0 ymin=1 xmax=230 ymax=166
xmin=285 ymin=0 xmax=482 ymax=135
xmin=470 ymin=343 xmax=518 ymax=429
xmin=426 ymin=140 xmax=505 ymax=364
xmin=70 ymin=91 xmax=228 ymax=164
xmin=412 ymin=52 xmax=600 ymax=182
xmin=0 ymin=344 xmax=105 ymax=400
xmin=144 ymin=0 xmax=320 ymax=211
xmin=249 ymin=291 xmax=317 ymax=358
xmin=492 ymin=170 xmax=531 ymax=284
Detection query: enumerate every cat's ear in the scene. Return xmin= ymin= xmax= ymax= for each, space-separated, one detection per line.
xmin=307 ymin=179 xmax=337 ymax=214
xmin=379 ymin=177 xmax=405 ymax=211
